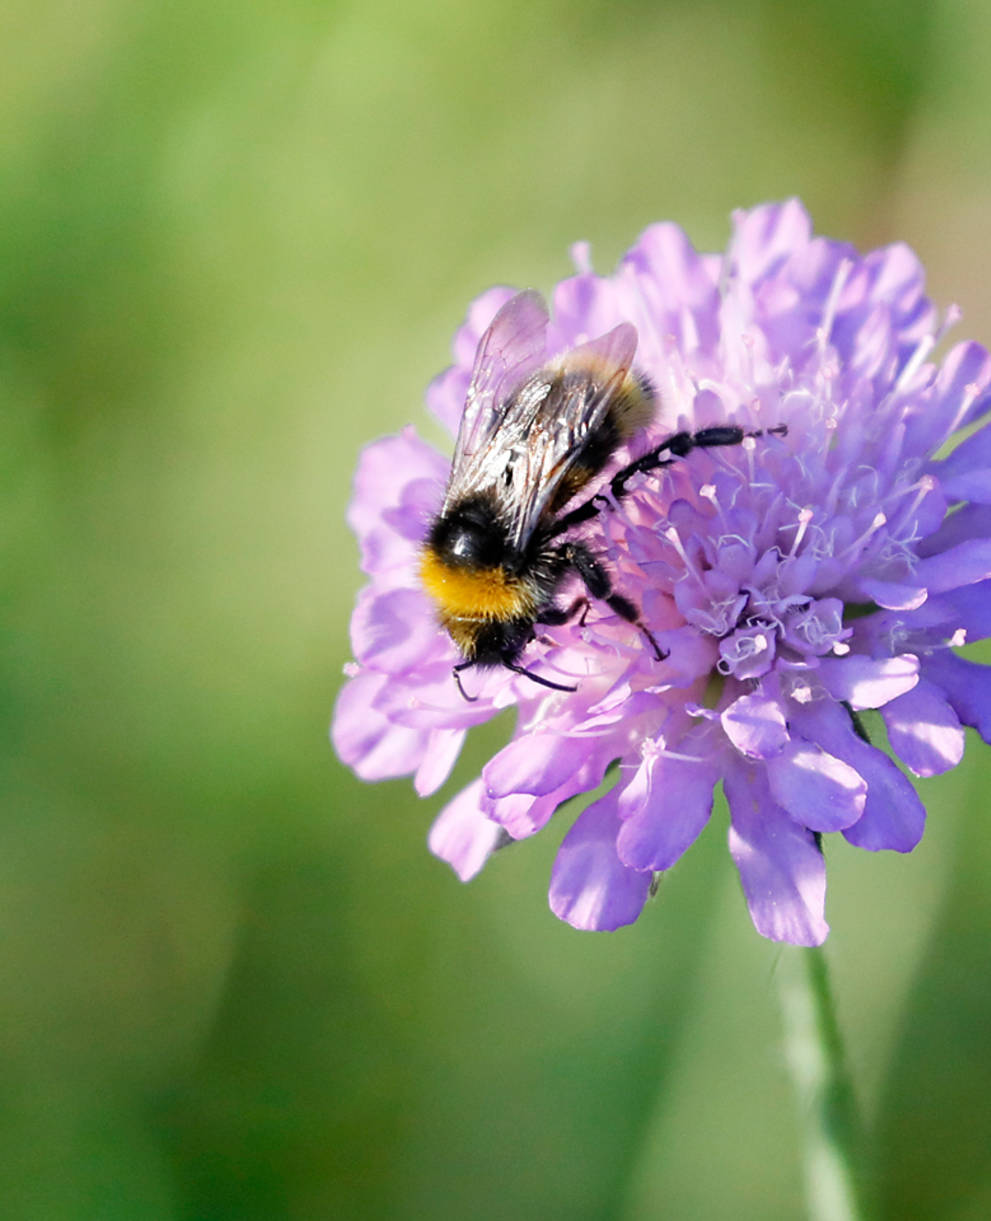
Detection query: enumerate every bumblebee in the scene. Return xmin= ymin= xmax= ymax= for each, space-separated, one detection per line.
xmin=420 ymin=290 xmax=782 ymax=696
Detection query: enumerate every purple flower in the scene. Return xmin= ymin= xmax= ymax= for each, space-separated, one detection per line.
xmin=332 ymin=200 xmax=991 ymax=946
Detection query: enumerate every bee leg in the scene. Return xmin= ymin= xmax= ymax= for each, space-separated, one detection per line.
xmin=610 ymin=422 xmax=788 ymax=499
xmin=538 ymin=596 xmax=590 ymax=627
xmin=501 ymin=661 xmax=577 ymax=692
xmin=563 ymin=542 xmax=667 ymax=661
xmin=547 ymin=494 xmax=613 ymax=538
xmin=451 ymin=661 xmax=479 ymax=702
xmin=454 ymin=655 xmax=575 ymax=697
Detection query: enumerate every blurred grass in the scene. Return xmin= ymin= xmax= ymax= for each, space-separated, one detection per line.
xmin=2 ymin=0 xmax=991 ymax=1218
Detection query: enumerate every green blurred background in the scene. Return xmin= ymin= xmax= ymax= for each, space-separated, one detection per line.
xmin=3 ymin=1 xmax=991 ymax=1217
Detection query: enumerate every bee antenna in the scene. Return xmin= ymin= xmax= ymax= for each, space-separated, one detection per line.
xmin=502 ymin=661 xmax=577 ymax=693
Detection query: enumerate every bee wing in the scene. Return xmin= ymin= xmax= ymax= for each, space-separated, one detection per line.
xmin=446 ymin=291 xmax=550 ymax=501
xmin=504 ymin=321 xmax=640 ymax=548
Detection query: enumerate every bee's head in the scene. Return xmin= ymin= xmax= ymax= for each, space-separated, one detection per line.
xmin=428 ymin=496 xmax=510 ymax=571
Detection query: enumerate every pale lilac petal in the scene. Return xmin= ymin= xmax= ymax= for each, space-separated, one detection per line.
xmin=724 ymin=762 xmax=829 ymax=946
xmin=622 ymin=221 xmax=717 ymax=311
xmin=730 ymin=199 xmax=812 ymax=282
xmin=485 ymin=754 xmax=611 ymax=840
xmin=348 ymin=430 xmax=446 ymax=575
xmin=428 ymin=780 xmax=504 ymax=881
xmin=483 ymin=733 xmax=586 ymax=799
xmin=368 ymin=663 xmax=498 ymax=731
xmin=351 ymin=587 xmax=445 ymax=674
xmin=765 ymin=740 xmax=866 ymax=832
xmin=549 ymin=791 xmax=652 ymax=931
xmin=721 ymin=690 xmax=789 ymax=759
xmin=619 ymin=222 xmax=720 ymax=352
xmin=881 ymin=679 xmax=965 ymax=777
xmin=615 ymin=750 xmax=719 ymax=871
xmin=789 ymin=699 xmax=924 ymax=852
xmin=482 ymin=790 xmax=542 ymax=840
xmin=332 ymin=672 xmax=428 ymax=781
xmin=414 ymin=727 xmax=467 ymax=797
xmin=818 ymin=653 xmax=919 ymax=710
xmin=550 ymin=273 xmax=624 ymax=351
xmin=860 ymin=242 xmax=927 ymax=310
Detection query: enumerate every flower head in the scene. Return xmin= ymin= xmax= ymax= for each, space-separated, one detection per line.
xmin=333 ymin=200 xmax=991 ymax=945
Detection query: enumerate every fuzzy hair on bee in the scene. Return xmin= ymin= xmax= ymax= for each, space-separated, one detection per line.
xmin=419 ymin=290 xmax=784 ymax=697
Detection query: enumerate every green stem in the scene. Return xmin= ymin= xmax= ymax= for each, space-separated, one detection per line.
xmin=776 ymin=946 xmax=872 ymax=1221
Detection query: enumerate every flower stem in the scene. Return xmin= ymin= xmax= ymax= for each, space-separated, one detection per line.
xmin=776 ymin=946 xmax=872 ymax=1221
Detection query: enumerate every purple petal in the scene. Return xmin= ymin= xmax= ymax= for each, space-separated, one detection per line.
xmin=351 ymin=586 xmax=445 ymax=674
xmin=930 ymin=341 xmax=991 ymax=435
xmin=724 ymin=760 xmax=829 ymax=946
xmin=721 ymin=690 xmax=789 ymax=759
xmin=861 ymin=242 xmax=927 ymax=310
xmin=549 ymin=790 xmax=652 ymax=931
xmin=918 ymin=503 xmax=991 ymax=557
xmin=482 ymin=790 xmax=542 ymax=839
xmin=623 ymin=221 xmax=717 ymax=310
xmin=952 ymin=470 xmax=991 ymax=503
xmin=844 ymin=302 xmax=896 ymax=380
xmin=938 ymin=583 xmax=991 ymax=642
xmin=901 ymin=340 xmax=986 ymax=458
xmin=881 ymin=678 xmax=965 ymax=777
xmin=332 ymin=672 xmax=428 ymax=781
xmin=483 ymin=753 xmax=610 ymax=840
xmin=348 ymin=430 xmax=446 ymax=574
xmin=765 ymin=740 xmax=866 ymax=832
xmin=414 ymin=727 xmax=467 ymax=797
xmin=483 ymin=733 xmax=586 ymax=799
xmin=428 ymin=780 xmax=504 ymax=881
xmin=619 ymin=222 xmax=720 ymax=353
xmin=920 ymin=652 xmax=991 ymax=744
xmin=550 ymin=273 xmax=623 ymax=350
xmin=818 ymin=653 xmax=919 ymax=710
xmin=615 ymin=748 xmax=719 ymax=871
xmin=790 ymin=699 xmax=924 ymax=852
xmin=368 ymin=662 xmax=499 ymax=731
xmin=730 ymin=199 xmax=812 ymax=282
xmin=913 ymin=539 xmax=991 ymax=594
xmin=856 ymin=577 xmax=928 ymax=611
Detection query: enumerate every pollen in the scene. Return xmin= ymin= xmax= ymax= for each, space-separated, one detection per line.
xmin=419 ymin=549 xmax=531 ymax=620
